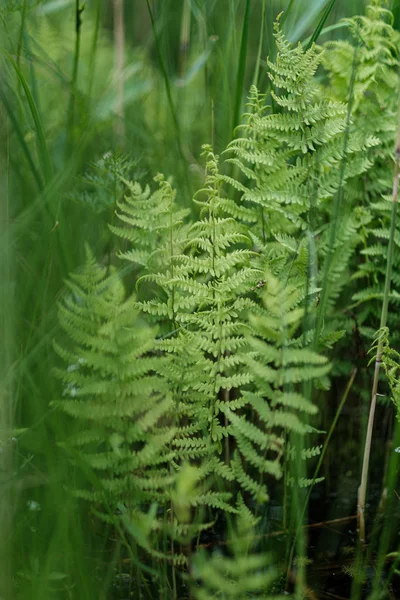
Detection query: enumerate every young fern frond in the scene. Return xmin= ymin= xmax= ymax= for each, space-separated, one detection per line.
xmin=157 ymin=146 xmax=260 ymax=449
xmin=192 ymin=496 xmax=286 ymax=599
xmin=110 ymin=172 xmax=189 ymax=276
xmin=224 ymin=17 xmax=377 ymax=244
xmin=54 ymin=247 xmax=177 ymax=513
xmin=224 ymin=272 xmax=329 ymax=503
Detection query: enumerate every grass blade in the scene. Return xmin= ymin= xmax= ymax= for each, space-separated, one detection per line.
xmin=145 ymin=0 xmax=189 ymax=192
xmin=0 ymin=85 xmax=43 ymax=191
xmin=2 ymin=51 xmax=53 ymax=184
xmin=251 ymin=0 xmax=266 ymax=88
xmin=233 ymin=0 xmax=251 ymax=132
xmin=285 ymin=0 xmax=336 ymax=43
xmin=305 ymin=0 xmax=337 ymax=49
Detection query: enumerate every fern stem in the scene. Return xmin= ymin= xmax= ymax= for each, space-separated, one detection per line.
xmin=224 ymin=390 xmax=230 ymax=465
xmin=358 ymin=109 xmax=400 ymax=545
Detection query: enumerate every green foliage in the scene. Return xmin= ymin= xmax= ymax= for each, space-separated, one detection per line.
xmin=371 ymin=327 xmax=400 ymax=417
xmin=70 ymin=151 xmax=138 ymax=215
xmin=6 ymin=1 xmax=400 ymax=598
xmin=54 ymin=247 xmax=177 ymax=512
xmin=225 ymin=273 xmax=328 ymax=502
xmin=322 ymin=0 xmax=400 ymax=346
xmin=226 ymin=18 xmax=378 ymax=244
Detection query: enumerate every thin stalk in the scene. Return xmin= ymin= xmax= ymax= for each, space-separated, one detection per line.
xmin=67 ymin=0 xmax=84 ymax=150
xmin=358 ymin=117 xmax=400 ymax=544
xmin=293 ymin=369 xmax=357 ymax=555
xmin=113 ymin=0 xmax=125 ymax=144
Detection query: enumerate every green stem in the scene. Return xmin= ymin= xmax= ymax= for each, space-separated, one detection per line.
xmin=233 ymin=0 xmax=251 ymax=133
xmin=67 ymin=0 xmax=84 ymax=151
xmin=16 ymin=0 xmax=27 ymax=70
xmin=87 ymin=0 xmax=101 ymax=105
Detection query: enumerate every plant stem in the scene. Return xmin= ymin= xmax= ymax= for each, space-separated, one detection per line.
xmin=358 ymin=113 xmax=400 ymax=545
xmin=87 ymin=0 xmax=101 ymax=106
xmin=113 ymin=0 xmax=125 ymax=144
xmin=67 ymin=0 xmax=84 ymax=152
xmin=179 ymin=0 xmax=191 ymax=76
xmin=233 ymin=0 xmax=251 ymax=133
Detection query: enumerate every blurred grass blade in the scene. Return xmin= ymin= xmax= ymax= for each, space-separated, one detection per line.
xmin=0 ymin=124 xmax=14 ymax=600
xmin=233 ymin=0 xmax=251 ymax=132
xmin=0 ymin=85 xmax=43 ymax=190
xmin=145 ymin=0 xmax=189 ymax=191
xmin=175 ymin=35 xmax=218 ymax=87
xmin=16 ymin=0 xmax=27 ymax=69
xmin=306 ymin=0 xmax=337 ymax=49
xmin=303 ymin=21 xmax=349 ymax=47
xmin=3 ymin=51 xmax=53 ymax=184
xmin=252 ymin=0 xmax=266 ymax=88
xmin=145 ymin=0 xmax=181 ymax=137
xmin=87 ymin=0 xmax=102 ymax=103
xmin=287 ymin=0 xmax=336 ymax=43
xmin=36 ymin=0 xmax=74 ymax=15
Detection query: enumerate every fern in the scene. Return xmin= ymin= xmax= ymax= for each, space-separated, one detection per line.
xmin=224 ymin=272 xmax=329 ymax=503
xmin=154 ymin=146 xmax=260 ymax=451
xmin=69 ymin=151 xmax=137 ymax=215
xmin=53 ymin=247 xmax=177 ymax=513
xmin=322 ymin=0 xmax=399 ymax=199
xmin=225 ymin=17 xmax=377 ymax=246
xmin=110 ymin=172 xmax=190 ymax=312
xmin=322 ymin=1 xmax=400 ymax=351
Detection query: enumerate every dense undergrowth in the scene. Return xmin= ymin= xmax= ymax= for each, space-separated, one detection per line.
xmin=2 ymin=1 xmax=400 ymax=599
